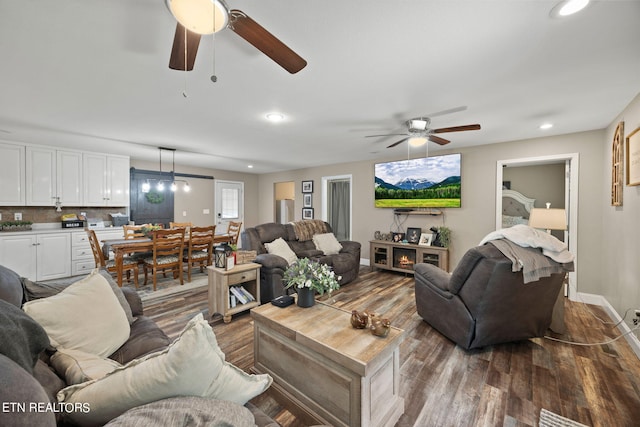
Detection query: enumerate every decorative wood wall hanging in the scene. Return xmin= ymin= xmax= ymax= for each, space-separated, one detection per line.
xmin=611 ymin=121 xmax=624 ymax=206
xmin=627 ymin=126 xmax=640 ymax=186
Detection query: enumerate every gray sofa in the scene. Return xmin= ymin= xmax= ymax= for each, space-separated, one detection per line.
xmin=414 ymin=244 xmax=565 ymax=350
xmin=0 ymin=264 xmax=277 ymax=427
xmin=241 ymin=221 xmax=361 ymax=303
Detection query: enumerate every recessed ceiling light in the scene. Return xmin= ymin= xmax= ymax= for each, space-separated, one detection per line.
xmin=540 ymin=123 xmax=554 ymax=130
xmin=247 ymin=164 xmax=254 ymax=169
xmin=550 ymin=0 xmax=589 ymax=18
xmin=265 ymin=112 xmax=285 ymax=123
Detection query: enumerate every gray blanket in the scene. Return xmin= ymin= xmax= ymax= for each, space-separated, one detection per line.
xmin=488 ymin=239 xmax=574 ymax=284
xmin=0 ymin=299 xmax=50 ymax=374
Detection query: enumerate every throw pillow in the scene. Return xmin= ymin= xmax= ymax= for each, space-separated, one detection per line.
xmin=264 ymin=237 xmax=298 ymax=265
xmin=0 ymin=299 xmax=50 ymax=374
xmin=312 ymin=232 xmax=343 ymax=255
xmin=51 ymin=348 xmax=122 ymax=385
xmin=21 ymin=268 xmax=135 ymax=325
xmin=104 ymin=397 xmax=255 ymax=427
xmin=23 ymin=269 xmax=130 ymax=358
xmin=57 ymin=313 xmax=272 ymax=426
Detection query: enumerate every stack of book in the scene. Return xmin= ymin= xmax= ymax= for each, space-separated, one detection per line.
xmin=229 ymin=286 xmax=255 ymax=307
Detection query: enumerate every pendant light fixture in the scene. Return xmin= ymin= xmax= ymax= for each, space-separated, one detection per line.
xmin=141 ymin=148 xmax=191 ymax=193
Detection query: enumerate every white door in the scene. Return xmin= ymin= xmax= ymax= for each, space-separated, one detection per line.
xmin=0 ymin=234 xmax=38 ymax=279
xmin=26 ymin=146 xmax=56 ymax=206
xmin=214 ymin=180 xmax=244 ymax=244
xmin=36 ymin=233 xmax=71 ymax=280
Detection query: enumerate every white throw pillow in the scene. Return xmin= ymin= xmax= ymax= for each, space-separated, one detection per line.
xmin=23 ymin=269 xmax=130 ymax=358
xmin=51 ymin=348 xmax=122 ymax=385
xmin=57 ymin=314 xmax=272 ymax=426
xmin=264 ymin=237 xmax=298 ymax=265
xmin=313 ymin=233 xmax=343 ymax=255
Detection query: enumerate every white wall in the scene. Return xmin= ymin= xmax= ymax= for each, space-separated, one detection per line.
xmin=601 ymin=92 xmax=640 ymax=324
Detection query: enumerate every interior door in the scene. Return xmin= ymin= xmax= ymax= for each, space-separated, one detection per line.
xmin=214 ymin=180 xmax=244 ymax=244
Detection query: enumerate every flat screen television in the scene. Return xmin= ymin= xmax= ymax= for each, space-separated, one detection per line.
xmin=374 ymin=153 xmax=461 ymax=208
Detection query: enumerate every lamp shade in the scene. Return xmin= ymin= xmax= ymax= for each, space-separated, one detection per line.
xmin=528 ymin=208 xmax=567 ymax=231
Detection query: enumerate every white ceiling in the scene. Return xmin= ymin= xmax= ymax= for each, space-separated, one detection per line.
xmin=1 ymin=0 xmax=639 ymax=174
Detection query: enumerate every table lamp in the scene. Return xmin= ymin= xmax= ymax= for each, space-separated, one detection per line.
xmin=528 ymin=203 xmax=567 ymax=233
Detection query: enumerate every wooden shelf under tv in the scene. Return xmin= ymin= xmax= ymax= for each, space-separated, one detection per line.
xmin=370 ymin=240 xmax=449 ymax=274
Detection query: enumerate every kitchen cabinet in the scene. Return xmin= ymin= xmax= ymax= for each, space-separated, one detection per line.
xmin=0 ymin=232 xmax=71 ymax=281
xmin=83 ymin=154 xmax=129 ymax=207
xmin=0 ymin=142 xmax=25 ymax=206
xmin=25 ymin=147 xmax=83 ymax=207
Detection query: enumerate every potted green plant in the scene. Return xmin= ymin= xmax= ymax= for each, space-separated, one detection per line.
xmin=0 ymin=220 xmax=33 ymax=232
xmin=435 ymin=226 xmax=451 ymax=248
xmin=283 ymin=258 xmax=341 ymax=307
xmin=141 ymin=224 xmax=162 ymax=238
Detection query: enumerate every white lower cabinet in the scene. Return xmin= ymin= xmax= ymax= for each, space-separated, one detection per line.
xmin=0 ymin=232 xmax=71 ymax=281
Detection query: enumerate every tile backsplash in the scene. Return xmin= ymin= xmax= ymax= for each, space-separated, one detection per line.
xmin=0 ymin=206 xmax=128 ymax=224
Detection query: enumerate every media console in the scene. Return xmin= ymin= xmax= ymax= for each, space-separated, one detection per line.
xmin=369 ymin=240 xmax=449 ymax=273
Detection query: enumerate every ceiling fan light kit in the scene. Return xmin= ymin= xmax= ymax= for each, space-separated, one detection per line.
xmin=168 ymin=0 xmax=229 ymax=34
xmin=550 ymin=0 xmax=590 ymax=18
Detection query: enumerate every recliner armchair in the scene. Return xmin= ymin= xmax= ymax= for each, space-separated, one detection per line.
xmin=414 ymin=244 xmax=564 ymax=350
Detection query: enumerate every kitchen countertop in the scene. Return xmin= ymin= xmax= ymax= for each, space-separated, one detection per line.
xmin=0 ymin=224 xmax=123 ymax=236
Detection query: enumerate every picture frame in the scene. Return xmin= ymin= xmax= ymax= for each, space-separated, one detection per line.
xmin=302 ymin=208 xmax=314 ymax=220
xmin=303 ymin=193 xmax=312 ymax=208
xmin=406 ymin=227 xmax=421 ymax=244
xmin=418 ymin=233 xmax=433 ymax=246
xmin=302 ymin=180 xmax=314 ymax=193
xmin=391 ymin=232 xmax=405 ymax=243
xmin=612 ymin=121 xmax=624 ymax=205
xmin=626 ymin=126 xmax=640 ymax=186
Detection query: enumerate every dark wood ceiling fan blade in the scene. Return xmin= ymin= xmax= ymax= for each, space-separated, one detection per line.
xmin=229 ymin=10 xmax=307 ymax=74
xmin=169 ymin=23 xmax=201 ymax=71
xmin=428 ymin=135 xmax=450 ymax=145
xmin=387 ymin=138 xmax=407 ymax=148
xmin=432 ymin=124 xmax=481 ymax=134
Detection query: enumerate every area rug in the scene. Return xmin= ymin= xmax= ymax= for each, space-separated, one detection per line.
xmin=121 ymin=273 xmax=208 ymax=302
xmin=539 ymin=409 xmax=588 ymax=427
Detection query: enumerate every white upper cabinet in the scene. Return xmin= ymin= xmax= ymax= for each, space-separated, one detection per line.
xmin=0 ymin=142 xmax=25 ymax=206
xmin=56 ymin=150 xmax=83 ymax=206
xmin=83 ymin=153 xmax=129 ymax=206
xmin=26 ymin=147 xmax=84 ymax=206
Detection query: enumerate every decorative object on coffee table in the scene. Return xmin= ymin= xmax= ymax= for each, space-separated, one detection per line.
xmin=370 ymin=315 xmax=391 ymax=338
xmin=283 ymin=258 xmax=341 ymax=308
xmin=350 ymin=310 xmax=369 ymax=329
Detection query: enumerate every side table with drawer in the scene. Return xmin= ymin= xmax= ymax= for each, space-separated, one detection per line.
xmin=207 ymin=262 xmax=261 ymax=323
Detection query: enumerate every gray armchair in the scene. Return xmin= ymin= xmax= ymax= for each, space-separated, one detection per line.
xmin=414 ymin=244 xmax=564 ymax=350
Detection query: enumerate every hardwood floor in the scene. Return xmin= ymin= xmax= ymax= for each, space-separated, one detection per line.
xmin=143 ymin=268 xmax=640 ymax=427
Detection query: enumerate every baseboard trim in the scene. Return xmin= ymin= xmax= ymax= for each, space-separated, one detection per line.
xmin=576 ymin=292 xmax=640 ymax=360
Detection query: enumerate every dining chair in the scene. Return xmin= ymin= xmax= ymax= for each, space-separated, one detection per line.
xmin=123 ymin=224 xmax=147 ymax=240
xmin=227 ymin=221 xmax=242 ymax=246
xmin=87 ymin=229 xmax=139 ymax=287
xmin=142 ymin=228 xmax=186 ymax=290
xmin=170 ymin=221 xmax=192 ymax=230
xmin=183 ymin=225 xmax=215 ymax=282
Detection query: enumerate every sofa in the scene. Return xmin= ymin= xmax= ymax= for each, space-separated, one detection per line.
xmin=241 ymin=221 xmax=361 ymax=303
xmin=414 ymin=244 xmax=565 ymax=350
xmin=0 ymin=264 xmax=277 ymax=427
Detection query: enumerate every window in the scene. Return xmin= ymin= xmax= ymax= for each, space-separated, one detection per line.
xmin=220 ymin=188 xmax=239 ymax=219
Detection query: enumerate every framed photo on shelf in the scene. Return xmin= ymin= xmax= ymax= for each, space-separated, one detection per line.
xmin=406 ymin=227 xmax=421 ymax=244
xmin=391 ymin=232 xmax=405 ymax=243
xmin=418 ymin=233 xmax=433 ymax=246
xmin=627 ymin=126 xmax=640 ymax=186
xmin=302 ymin=208 xmax=314 ymax=220
xmin=303 ymin=193 xmax=312 ymax=207
xmin=302 ymin=180 xmax=314 ymax=193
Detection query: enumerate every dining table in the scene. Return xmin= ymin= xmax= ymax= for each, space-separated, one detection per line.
xmin=102 ymin=233 xmax=232 ymax=286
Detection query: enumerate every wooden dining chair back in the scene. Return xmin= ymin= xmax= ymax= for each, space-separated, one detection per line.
xmin=183 ymin=225 xmax=216 ymax=282
xmin=86 ymin=230 xmax=139 ymax=287
xmin=142 ymin=228 xmax=186 ymax=290
xmin=227 ymin=221 xmax=242 ymax=246
xmin=123 ymin=225 xmax=147 ymax=240
xmin=170 ymin=222 xmax=192 ymax=230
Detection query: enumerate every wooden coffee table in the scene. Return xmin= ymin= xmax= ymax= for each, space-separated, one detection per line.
xmin=251 ymin=301 xmax=405 ymax=427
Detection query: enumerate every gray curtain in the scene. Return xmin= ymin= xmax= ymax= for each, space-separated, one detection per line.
xmin=329 ymin=180 xmax=350 ymax=241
